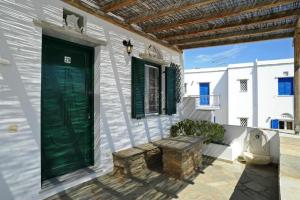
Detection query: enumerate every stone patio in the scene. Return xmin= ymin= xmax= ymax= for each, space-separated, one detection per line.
xmin=46 ymin=157 xmax=278 ymax=200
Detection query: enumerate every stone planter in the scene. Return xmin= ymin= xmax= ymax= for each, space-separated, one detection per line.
xmin=203 ymin=143 xmax=233 ymax=162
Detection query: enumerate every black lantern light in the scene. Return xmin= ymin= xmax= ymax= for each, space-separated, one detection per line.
xmin=123 ymin=40 xmax=133 ymax=55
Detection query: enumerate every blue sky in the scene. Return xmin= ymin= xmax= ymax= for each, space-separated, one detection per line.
xmin=183 ymin=38 xmax=294 ymax=69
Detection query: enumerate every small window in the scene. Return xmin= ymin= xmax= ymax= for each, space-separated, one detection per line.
xmin=184 ymin=83 xmax=187 ymax=94
xmin=240 ymin=118 xmax=248 ymax=127
xmin=145 ymin=65 xmax=159 ymax=115
xmin=240 ymin=79 xmax=248 ymax=92
xmin=271 ymin=119 xmax=294 ymax=130
xmin=278 ymin=77 xmax=294 ymax=96
xmin=279 ymin=121 xmax=285 ymax=129
xmin=286 ymin=121 xmax=293 ymax=130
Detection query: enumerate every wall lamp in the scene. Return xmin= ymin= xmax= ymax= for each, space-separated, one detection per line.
xmin=123 ymin=40 xmax=133 ymax=55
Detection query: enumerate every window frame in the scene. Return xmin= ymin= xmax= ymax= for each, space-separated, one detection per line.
xmin=199 ymin=82 xmax=210 ymax=106
xmin=271 ymin=119 xmax=294 ymax=130
xmin=239 ymin=79 xmax=248 ymax=92
xmin=144 ymin=64 xmax=161 ymax=116
xmin=239 ymin=118 xmax=248 ymax=127
xmin=278 ymin=77 xmax=294 ymax=96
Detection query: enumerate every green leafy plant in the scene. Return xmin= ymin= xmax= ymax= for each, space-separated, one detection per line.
xmin=170 ymin=119 xmax=225 ymax=144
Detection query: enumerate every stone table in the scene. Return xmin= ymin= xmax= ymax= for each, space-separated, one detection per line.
xmin=153 ymin=136 xmax=206 ymax=180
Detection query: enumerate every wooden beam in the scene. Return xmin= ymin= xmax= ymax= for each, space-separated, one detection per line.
xmin=126 ymin=0 xmax=216 ymax=24
xmin=178 ymin=28 xmax=294 ymax=46
xmin=62 ymin=0 xmax=181 ymax=53
xmin=178 ymin=30 xmax=294 ymax=49
xmin=161 ymin=13 xmax=298 ymax=41
xmin=170 ymin=24 xmax=295 ymax=45
xmin=294 ymin=18 xmax=300 ymax=133
xmin=144 ymin=0 xmax=297 ymax=33
xmin=102 ymin=0 xmax=138 ymax=13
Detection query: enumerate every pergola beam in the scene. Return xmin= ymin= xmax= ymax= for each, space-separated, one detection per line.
xmin=144 ymin=0 xmax=298 ymax=33
xmin=294 ymin=18 xmax=300 ymax=133
xmin=160 ymin=14 xmax=298 ymax=41
xmin=170 ymin=24 xmax=295 ymax=45
xmin=178 ymin=31 xmax=294 ymax=49
xmin=126 ymin=0 xmax=216 ymax=24
xmin=101 ymin=0 xmax=138 ymax=13
xmin=62 ymin=0 xmax=181 ymax=53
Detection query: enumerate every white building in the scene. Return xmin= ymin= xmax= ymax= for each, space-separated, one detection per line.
xmin=184 ymin=58 xmax=294 ymax=130
xmin=0 ymin=1 xmax=183 ymax=199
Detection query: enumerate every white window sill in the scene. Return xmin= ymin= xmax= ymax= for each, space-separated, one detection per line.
xmin=277 ymin=95 xmax=294 ymax=97
xmin=145 ymin=113 xmax=159 ymax=117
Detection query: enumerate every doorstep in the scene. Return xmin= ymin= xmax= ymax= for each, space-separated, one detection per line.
xmin=39 ymin=165 xmax=105 ymax=200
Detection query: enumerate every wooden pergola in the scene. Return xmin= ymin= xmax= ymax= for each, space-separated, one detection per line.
xmin=63 ymin=0 xmax=300 ymax=132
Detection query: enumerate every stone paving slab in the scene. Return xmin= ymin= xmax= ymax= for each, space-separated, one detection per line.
xmin=279 ymin=134 xmax=300 ymax=200
xmin=46 ymin=157 xmax=278 ymax=200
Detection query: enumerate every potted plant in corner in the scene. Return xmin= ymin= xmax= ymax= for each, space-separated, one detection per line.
xmin=170 ymin=119 xmax=234 ymax=162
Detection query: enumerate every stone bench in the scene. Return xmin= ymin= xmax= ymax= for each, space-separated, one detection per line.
xmin=113 ymin=136 xmax=205 ymax=180
xmin=153 ymin=136 xmax=205 ymax=180
xmin=112 ymin=143 xmax=162 ymax=176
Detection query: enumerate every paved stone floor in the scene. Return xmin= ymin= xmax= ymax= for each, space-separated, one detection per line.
xmin=46 ymin=157 xmax=278 ymax=200
xmin=279 ymin=134 xmax=300 ymax=200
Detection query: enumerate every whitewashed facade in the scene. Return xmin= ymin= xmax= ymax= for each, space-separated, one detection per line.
xmin=184 ymin=58 xmax=294 ymax=129
xmin=0 ymin=1 xmax=183 ymax=199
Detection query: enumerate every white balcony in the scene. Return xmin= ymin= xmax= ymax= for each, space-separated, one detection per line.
xmin=193 ymin=95 xmax=221 ymax=110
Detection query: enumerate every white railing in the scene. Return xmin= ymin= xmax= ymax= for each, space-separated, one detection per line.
xmin=192 ymin=95 xmax=220 ymax=110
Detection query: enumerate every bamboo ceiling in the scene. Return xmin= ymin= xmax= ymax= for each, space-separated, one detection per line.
xmin=63 ymin=0 xmax=300 ymax=52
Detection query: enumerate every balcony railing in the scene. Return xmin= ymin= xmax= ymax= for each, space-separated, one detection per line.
xmin=193 ymin=95 xmax=220 ymax=110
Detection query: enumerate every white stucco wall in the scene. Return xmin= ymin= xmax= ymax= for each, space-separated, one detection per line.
xmin=228 ymin=63 xmax=254 ymax=126
xmin=257 ymin=59 xmax=294 ymax=128
xmin=184 ymin=59 xmax=294 ymax=129
xmin=0 ymin=1 xmax=183 ymax=199
xmin=184 ymin=68 xmax=228 ymax=124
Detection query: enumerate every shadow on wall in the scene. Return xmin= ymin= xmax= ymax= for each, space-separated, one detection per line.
xmin=181 ymin=97 xmax=211 ymax=121
xmin=0 ymin=1 xmax=182 ymax=199
xmin=0 ymin=1 xmax=45 ymax=199
xmin=97 ymin=28 xmax=181 ymax=157
xmin=213 ymin=71 xmax=228 ymax=124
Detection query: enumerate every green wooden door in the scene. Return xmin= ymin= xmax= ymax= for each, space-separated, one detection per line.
xmin=41 ymin=36 xmax=94 ymax=181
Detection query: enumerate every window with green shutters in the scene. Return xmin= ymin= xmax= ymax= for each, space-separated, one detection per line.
xmin=165 ymin=67 xmax=177 ymax=115
xmin=131 ymin=57 xmax=178 ymax=118
xmin=131 ymin=57 xmax=145 ymax=119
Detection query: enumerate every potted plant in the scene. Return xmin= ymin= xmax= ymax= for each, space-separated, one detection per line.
xmin=170 ymin=119 xmax=234 ymax=162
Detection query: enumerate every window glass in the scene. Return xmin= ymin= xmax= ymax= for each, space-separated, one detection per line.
xmin=145 ymin=65 xmax=159 ymax=114
xmin=279 ymin=121 xmax=285 ymax=129
xmin=278 ymin=77 xmax=294 ymax=95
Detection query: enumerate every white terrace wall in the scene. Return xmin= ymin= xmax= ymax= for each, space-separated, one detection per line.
xmin=0 ymin=1 xmax=183 ymax=199
xmin=223 ymin=125 xmax=279 ymax=163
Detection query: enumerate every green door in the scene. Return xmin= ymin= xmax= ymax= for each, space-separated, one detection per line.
xmin=41 ymin=36 xmax=94 ymax=181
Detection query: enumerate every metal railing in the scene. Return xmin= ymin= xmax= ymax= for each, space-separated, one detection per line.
xmin=191 ymin=95 xmax=220 ymax=110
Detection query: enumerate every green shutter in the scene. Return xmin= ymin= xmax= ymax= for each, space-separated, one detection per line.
xmin=165 ymin=67 xmax=177 ymax=115
xmin=132 ymin=57 xmax=145 ymax=119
